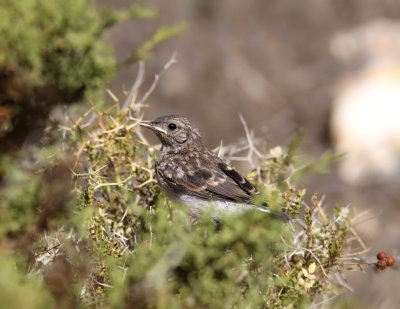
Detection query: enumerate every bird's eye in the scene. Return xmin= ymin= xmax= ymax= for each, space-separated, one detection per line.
xmin=168 ymin=123 xmax=177 ymax=130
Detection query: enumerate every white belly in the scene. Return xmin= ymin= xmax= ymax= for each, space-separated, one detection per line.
xmin=178 ymin=195 xmax=269 ymax=218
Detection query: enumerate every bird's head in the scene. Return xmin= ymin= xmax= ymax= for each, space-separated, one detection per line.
xmin=139 ymin=115 xmax=202 ymax=150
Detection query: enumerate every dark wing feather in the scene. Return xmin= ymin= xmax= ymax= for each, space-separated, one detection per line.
xmin=157 ymin=158 xmax=257 ymax=204
xmin=217 ymin=163 xmax=258 ymax=194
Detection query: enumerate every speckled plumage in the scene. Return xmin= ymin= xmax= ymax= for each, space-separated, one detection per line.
xmin=139 ymin=115 xmax=264 ymax=217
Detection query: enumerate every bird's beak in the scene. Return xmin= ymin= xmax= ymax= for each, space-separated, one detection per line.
xmin=139 ymin=121 xmax=167 ymax=134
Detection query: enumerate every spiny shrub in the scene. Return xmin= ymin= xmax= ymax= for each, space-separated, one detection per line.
xmin=29 ymin=84 xmax=370 ymax=308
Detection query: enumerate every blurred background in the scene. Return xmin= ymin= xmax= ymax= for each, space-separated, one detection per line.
xmin=101 ymin=0 xmax=400 ymax=307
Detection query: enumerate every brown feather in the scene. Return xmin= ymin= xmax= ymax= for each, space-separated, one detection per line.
xmin=141 ymin=115 xmax=260 ymax=208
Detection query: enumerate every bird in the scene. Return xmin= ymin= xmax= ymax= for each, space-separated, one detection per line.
xmin=139 ymin=114 xmax=273 ymax=218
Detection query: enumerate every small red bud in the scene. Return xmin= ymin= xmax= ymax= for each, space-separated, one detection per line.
xmin=386 ymin=257 xmax=395 ymax=267
xmin=376 ymin=260 xmax=387 ymax=270
xmin=377 ymin=251 xmax=387 ymax=261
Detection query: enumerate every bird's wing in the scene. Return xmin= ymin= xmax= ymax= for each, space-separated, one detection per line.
xmin=217 ymin=162 xmax=258 ymax=195
xmin=157 ymin=159 xmax=257 ymax=204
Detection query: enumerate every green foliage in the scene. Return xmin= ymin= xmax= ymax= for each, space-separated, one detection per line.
xmin=104 ymin=206 xmax=286 ymax=308
xmin=0 ymin=253 xmax=54 ymax=309
xmin=0 ymin=0 xmax=183 ymax=100
xmin=0 ymin=0 xmax=115 ymax=99
xmin=99 ymin=3 xmax=157 ymax=29
xmin=0 ymin=0 xmax=184 ymax=156
xmin=134 ymin=23 xmax=188 ymax=62
xmin=0 ymin=156 xmax=42 ymax=235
